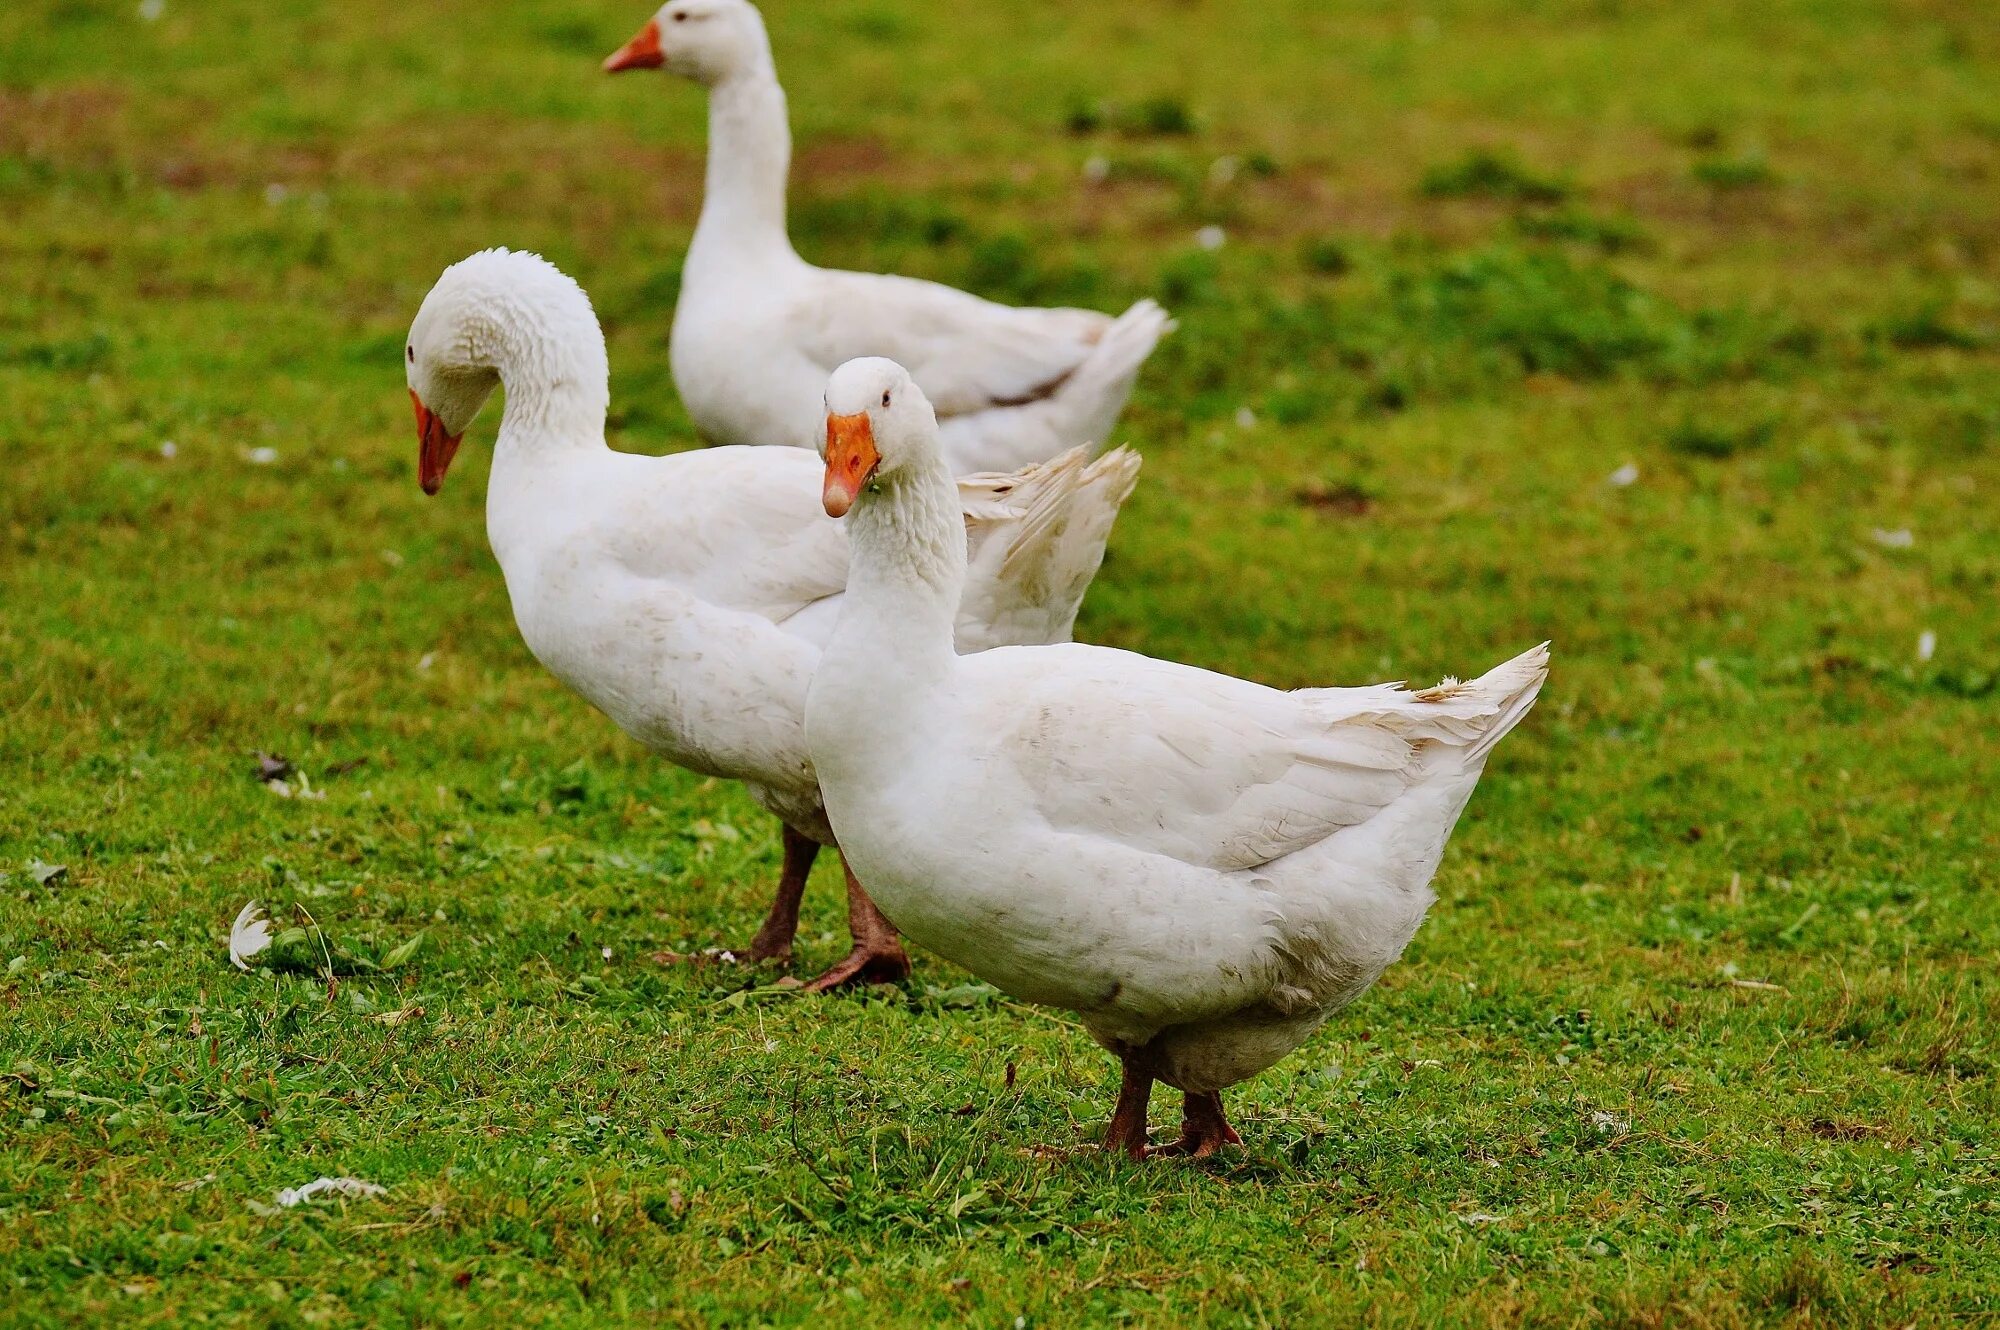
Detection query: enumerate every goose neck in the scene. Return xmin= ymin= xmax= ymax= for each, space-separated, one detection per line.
xmin=492 ymin=361 xmax=607 ymax=451
xmin=691 ymin=67 xmax=796 ymax=263
xmin=476 ymin=290 xmax=611 ymax=561
xmin=836 ymin=460 xmax=966 ymax=680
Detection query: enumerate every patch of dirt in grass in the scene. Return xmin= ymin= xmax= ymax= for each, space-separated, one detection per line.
xmin=794 ymin=134 xmax=895 ymax=185
xmin=345 ymin=114 xmax=695 ymax=192
xmin=1293 ymin=480 xmax=1374 ymax=516
xmin=0 ymin=83 xmax=129 ymax=157
xmin=1804 ymin=1117 xmax=1891 ymax=1143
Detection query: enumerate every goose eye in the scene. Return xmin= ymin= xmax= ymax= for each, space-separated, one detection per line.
xmin=881 ymin=391 xmax=891 ymax=408
xmin=406 ymin=346 xmax=414 ymax=363
xmin=672 ymin=9 xmax=687 ymax=19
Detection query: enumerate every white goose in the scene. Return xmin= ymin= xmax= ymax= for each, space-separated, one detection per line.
xmin=405 ymin=251 xmax=1141 ymax=990
xmin=602 ymin=0 xmax=1173 ymax=474
xmin=806 ymin=359 xmax=1550 ymax=1155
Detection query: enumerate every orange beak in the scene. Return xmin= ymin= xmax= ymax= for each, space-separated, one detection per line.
xmin=822 ymin=412 xmax=880 ymax=518
xmin=411 ymin=388 xmax=464 ymax=496
xmin=603 ymin=19 xmax=664 ymax=72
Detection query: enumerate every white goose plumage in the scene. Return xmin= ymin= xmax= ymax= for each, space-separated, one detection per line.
xmin=603 ymin=0 xmax=1173 ymax=474
xmin=805 ymin=358 xmax=1550 ymax=1155
xmin=404 ymin=251 xmax=1141 ymax=989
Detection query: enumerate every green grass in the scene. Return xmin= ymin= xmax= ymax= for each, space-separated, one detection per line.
xmin=3 ymin=0 xmax=1998 ymax=1323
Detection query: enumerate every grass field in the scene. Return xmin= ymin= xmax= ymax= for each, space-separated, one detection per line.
xmin=3 ymin=0 xmax=1998 ymax=1323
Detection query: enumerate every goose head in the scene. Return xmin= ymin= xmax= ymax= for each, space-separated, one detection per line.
xmin=405 ymin=264 xmax=505 ymax=495
xmin=404 ymin=249 xmax=605 ymax=495
xmin=603 ymin=0 xmax=772 ymax=86
xmin=820 ymin=358 xmax=937 ymax=518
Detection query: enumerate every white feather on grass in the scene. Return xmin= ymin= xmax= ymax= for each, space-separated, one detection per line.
xmin=274 ymin=1177 xmax=386 ymax=1207
xmin=248 ymin=1176 xmax=388 ymax=1215
xmin=228 ymin=900 xmax=274 ymax=971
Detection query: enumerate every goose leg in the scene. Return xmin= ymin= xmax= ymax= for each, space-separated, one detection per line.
xmin=1101 ymin=1056 xmax=1155 ymax=1159
xmin=1151 ymin=1090 xmax=1243 ymax=1159
xmin=800 ymin=859 xmax=912 ymax=992
xmin=740 ymin=825 xmax=819 ymax=965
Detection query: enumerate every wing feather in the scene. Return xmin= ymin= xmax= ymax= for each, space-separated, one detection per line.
xmin=981 ymin=649 xmax=1420 ymax=872
xmin=789 ymin=269 xmax=1110 ymax=417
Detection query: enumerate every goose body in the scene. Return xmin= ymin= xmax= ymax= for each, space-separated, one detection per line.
xmin=405 ymin=251 xmax=1141 ymax=987
xmin=804 ymin=359 xmax=1550 ymax=1153
xmin=605 ymin=0 xmax=1172 ymax=473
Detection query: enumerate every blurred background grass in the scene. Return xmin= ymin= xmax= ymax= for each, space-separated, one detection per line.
xmin=1 ymin=0 xmax=1996 ymax=1324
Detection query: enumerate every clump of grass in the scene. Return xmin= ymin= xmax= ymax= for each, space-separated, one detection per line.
xmin=1299 ymin=236 xmax=1352 ymax=276
xmin=1302 ymin=245 xmax=1825 ymax=400
xmin=1363 ymin=373 xmax=1412 ymax=412
xmin=1419 ymin=149 xmax=1570 ymax=204
xmin=792 ymin=189 xmax=965 ymax=251
xmin=966 ymin=232 xmax=1033 ymax=296
xmin=1193 ymin=242 xmax=1825 ymax=420
xmin=623 ymin=266 xmax=683 ymax=314
xmin=1064 ymin=95 xmax=1199 ymax=138
xmin=1125 ymin=95 xmax=1197 ymax=137
xmin=1064 ymin=98 xmax=1106 ymax=135
xmin=1101 ymin=151 xmax=1201 ymax=189
xmin=1693 ymin=151 xmax=1778 ymax=189
xmin=1933 ymin=667 xmax=1997 ymax=698
xmin=1393 ymin=248 xmax=1675 ymax=380
xmin=1667 ymin=415 xmax=1776 ymax=458
xmin=1156 ymin=248 xmax=1220 ymax=305
xmin=1265 ymin=381 xmax=1339 ymax=425
xmin=1513 ymin=208 xmax=1651 ymax=254
xmin=1925 ymin=396 xmax=1999 ymax=454
xmin=1868 ymin=304 xmax=1986 ymax=351
xmin=844 ymin=8 xmax=913 ymax=41
xmin=1 ymin=330 xmax=113 ymax=371
xmin=949 ymin=229 xmax=1102 ymax=306
xmin=536 ymin=18 xmax=603 ymax=55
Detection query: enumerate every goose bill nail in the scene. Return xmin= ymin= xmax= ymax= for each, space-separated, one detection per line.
xmin=603 ymin=19 xmax=664 ymax=72
xmin=822 ymin=412 xmax=879 ymax=518
xmin=411 ymin=389 xmax=463 ymax=496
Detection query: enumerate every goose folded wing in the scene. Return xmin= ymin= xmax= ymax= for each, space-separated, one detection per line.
xmin=792 ymin=269 xmax=1109 ymax=417
xmin=594 ymin=450 xmax=853 ymax=621
xmin=953 ymin=448 xmax=1141 ymax=651
xmin=986 ymin=649 xmax=1422 ymax=872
